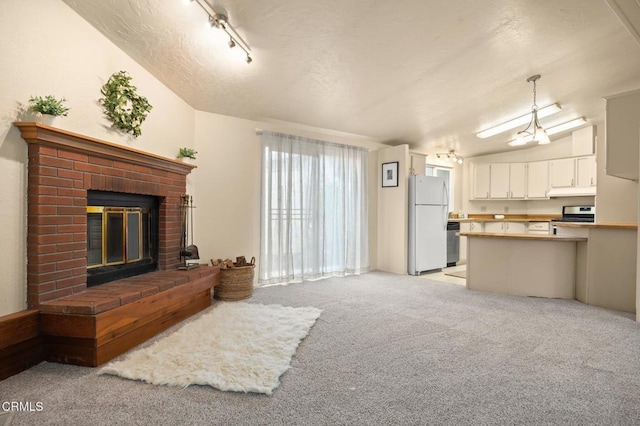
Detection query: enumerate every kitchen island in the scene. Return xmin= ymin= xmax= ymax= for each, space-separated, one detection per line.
xmin=461 ymin=232 xmax=587 ymax=299
xmin=462 ymin=221 xmax=638 ymax=314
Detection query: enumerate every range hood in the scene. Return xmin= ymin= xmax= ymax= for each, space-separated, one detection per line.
xmin=547 ymin=187 xmax=596 ymax=197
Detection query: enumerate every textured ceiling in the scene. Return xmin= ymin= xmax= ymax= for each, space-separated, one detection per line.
xmin=61 ymin=0 xmax=640 ymax=157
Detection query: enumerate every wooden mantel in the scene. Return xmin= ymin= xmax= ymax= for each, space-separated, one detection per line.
xmin=14 ymin=122 xmax=195 ymax=175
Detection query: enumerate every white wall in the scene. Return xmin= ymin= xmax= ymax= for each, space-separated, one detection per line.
xmin=192 ymin=111 xmax=387 ymax=282
xmin=0 ymin=0 xmax=195 ymax=316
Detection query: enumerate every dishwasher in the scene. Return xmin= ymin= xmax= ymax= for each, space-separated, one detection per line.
xmin=446 ymin=221 xmax=460 ymax=267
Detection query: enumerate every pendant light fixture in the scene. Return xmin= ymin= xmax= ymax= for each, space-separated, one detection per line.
xmin=513 ymin=75 xmax=550 ymax=146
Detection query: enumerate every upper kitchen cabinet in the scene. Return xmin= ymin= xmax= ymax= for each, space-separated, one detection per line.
xmin=527 ymin=161 xmax=550 ymax=199
xmin=473 ymin=163 xmax=490 ymax=199
xmin=577 ymin=156 xmax=597 ymax=188
xmin=548 ymin=156 xmax=596 ymax=196
xmin=410 ymin=153 xmax=427 ymax=175
xmin=489 ymin=163 xmax=510 ymax=199
xmin=509 ymin=163 xmax=526 ymax=199
xmin=550 ymin=158 xmax=576 ymax=189
xmin=604 ymin=88 xmax=640 ymax=181
xmin=476 ymin=163 xmax=525 ymax=200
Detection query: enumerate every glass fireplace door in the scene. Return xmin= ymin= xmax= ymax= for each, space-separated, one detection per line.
xmin=87 ymin=206 xmax=148 ymax=269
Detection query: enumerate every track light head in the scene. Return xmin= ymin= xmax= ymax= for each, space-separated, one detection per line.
xmin=228 ymin=38 xmax=236 ymax=48
xmin=246 ymin=55 xmax=253 ymax=64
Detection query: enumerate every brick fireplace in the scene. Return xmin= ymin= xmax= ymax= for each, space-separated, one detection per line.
xmin=16 ymin=122 xmax=195 ymax=308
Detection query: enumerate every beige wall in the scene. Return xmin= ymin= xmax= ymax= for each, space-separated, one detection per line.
xmin=0 ymin=0 xmax=195 ymax=316
xmin=377 ymin=145 xmax=409 ymax=274
xmin=596 ymin=121 xmax=638 ymax=222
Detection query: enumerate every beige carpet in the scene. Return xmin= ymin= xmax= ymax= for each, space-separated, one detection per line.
xmin=98 ymin=302 xmax=322 ymax=395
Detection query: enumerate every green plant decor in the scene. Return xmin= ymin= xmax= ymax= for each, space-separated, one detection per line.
xmin=28 ymin=95 xmax=70 ymax=116
xmin=178 ymin=147 xmax=198 ymax=160
xmin=99 ymin=71 xmax=152 ymax=137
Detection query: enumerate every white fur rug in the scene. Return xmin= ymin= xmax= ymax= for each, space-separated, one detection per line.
xmin=98 ymin=302 xmax=322 ymax=395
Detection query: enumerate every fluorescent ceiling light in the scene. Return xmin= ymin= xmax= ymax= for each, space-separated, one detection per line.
xmin=476 ymin=103 xmax=562 ymax=139
xmin=546 ymin=117 xmax=587 ymax=135
xmin=508 ymin=117 xmax=587 ymax=146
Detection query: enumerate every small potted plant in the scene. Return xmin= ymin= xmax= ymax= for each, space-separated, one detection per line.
xmin=177 ymin=147 xmax=197 ymax=161
xmin=28 ymin=95 xmax=70 ymax=125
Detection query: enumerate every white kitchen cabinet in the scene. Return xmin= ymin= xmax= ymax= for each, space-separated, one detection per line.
xmin=577 ymin=156 xmax=596 ymax=187
xmin=461 ymin=222 xmax=484 ymax=233
xmin=604 ymin=89 xmax=640 ymax=181
xmin=527 ymin=161 xmax=549 ymax=199
xmin=505 ymin=222 xmax=526 ymax=234
xmin=509 ymin=163 xmax=526 ymax=199
xmin=489 ymin=163 xmax=510 ymax=199
xmin=410 ymin=153 xmax=426 ymax=175
xmin=459 ymin=221 xmax=484 ymax=261
xmin=488 ymin=163 xmax=526 ymax=200
xmin=548 ymin=155 xmax=596 ymax=196
xmin=484 ymin=221 xmax=504 ymax=233
xmin=484 ymin=221 xmax=526 ymax=234
xmin=549 ymin=158 xmax=576 ymax=188
xmin=473 ymin=163 xmax=490 ymax=199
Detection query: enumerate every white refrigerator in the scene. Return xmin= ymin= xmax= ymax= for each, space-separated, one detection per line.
xmin=408 ymin=175 xmax=448 ymax=275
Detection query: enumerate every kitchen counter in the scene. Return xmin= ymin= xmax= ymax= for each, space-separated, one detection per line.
xmin=465 ymin=224 xmax=637 ymax=314
xmin=552 ymin=221 xmax=637 ymax=230
xmin=450 ymin=215 xmax=559 ymax=223
xmin=460 ymin=232 xmax=586 ymax=242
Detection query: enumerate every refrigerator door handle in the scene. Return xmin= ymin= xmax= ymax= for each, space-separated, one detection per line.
xmin=442 ymin=181 xmax=449 ymax=230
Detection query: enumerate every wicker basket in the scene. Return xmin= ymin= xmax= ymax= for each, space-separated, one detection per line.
xmin=214 ymin=257 xmax=255 ymax=301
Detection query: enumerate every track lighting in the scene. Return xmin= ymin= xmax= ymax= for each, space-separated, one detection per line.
xmin=436 ymin=150 xmax=463 ymax=165
xmin=190 ymin=0 xmax=253 ymax=64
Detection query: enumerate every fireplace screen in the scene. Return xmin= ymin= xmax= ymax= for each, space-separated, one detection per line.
xmin=86 ymin=191 xmax=159 ymax=287
xmin=87 ymin=207 xmax=152 ymax=268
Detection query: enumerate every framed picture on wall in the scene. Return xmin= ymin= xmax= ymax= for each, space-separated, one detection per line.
xmin=381 ymin=161 xmax=399 ymax=187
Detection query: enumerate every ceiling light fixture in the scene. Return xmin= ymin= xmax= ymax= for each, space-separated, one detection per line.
xmin=508 ymin=117 xmax=587 ymax=146
xmin=190 ymin=0 xmax=253 ymax=64
xmin=476 ymin=103 xmax=561 ymax=139
xmin=513 ymin=75 xmax=551 ymax=146
xmin=436 ymin=150 xmax=464 ymax=165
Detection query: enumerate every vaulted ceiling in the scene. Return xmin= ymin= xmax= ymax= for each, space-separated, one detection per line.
xmin=62 ymin=0 xmax=640 ymax=157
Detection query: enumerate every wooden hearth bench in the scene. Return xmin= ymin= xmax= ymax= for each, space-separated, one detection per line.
xmin=38 ymin=266 xmax=220 ymax=367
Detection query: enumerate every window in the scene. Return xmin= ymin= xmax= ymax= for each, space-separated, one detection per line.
xmin=259 ymin=131 xmax=369 ymax=285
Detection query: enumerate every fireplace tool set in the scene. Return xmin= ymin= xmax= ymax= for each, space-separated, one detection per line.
xmin=178 ymin=194 xmax=200 ymax=270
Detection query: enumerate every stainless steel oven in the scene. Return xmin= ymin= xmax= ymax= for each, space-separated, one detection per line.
xmin=551 ymin=205 xmax=595 ymax=234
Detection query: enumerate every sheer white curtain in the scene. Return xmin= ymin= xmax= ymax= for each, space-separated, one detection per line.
xmin=259 ymin=131 xmax=369 ymax=285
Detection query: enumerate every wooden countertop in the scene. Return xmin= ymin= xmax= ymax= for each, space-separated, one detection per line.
xmin=449 ymin=215 xmax=559 ymax=223
xmin=553 ymin=222 xmax=638 ymax=230
xmin=460 ymin=232 xmax=588 ymax=242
